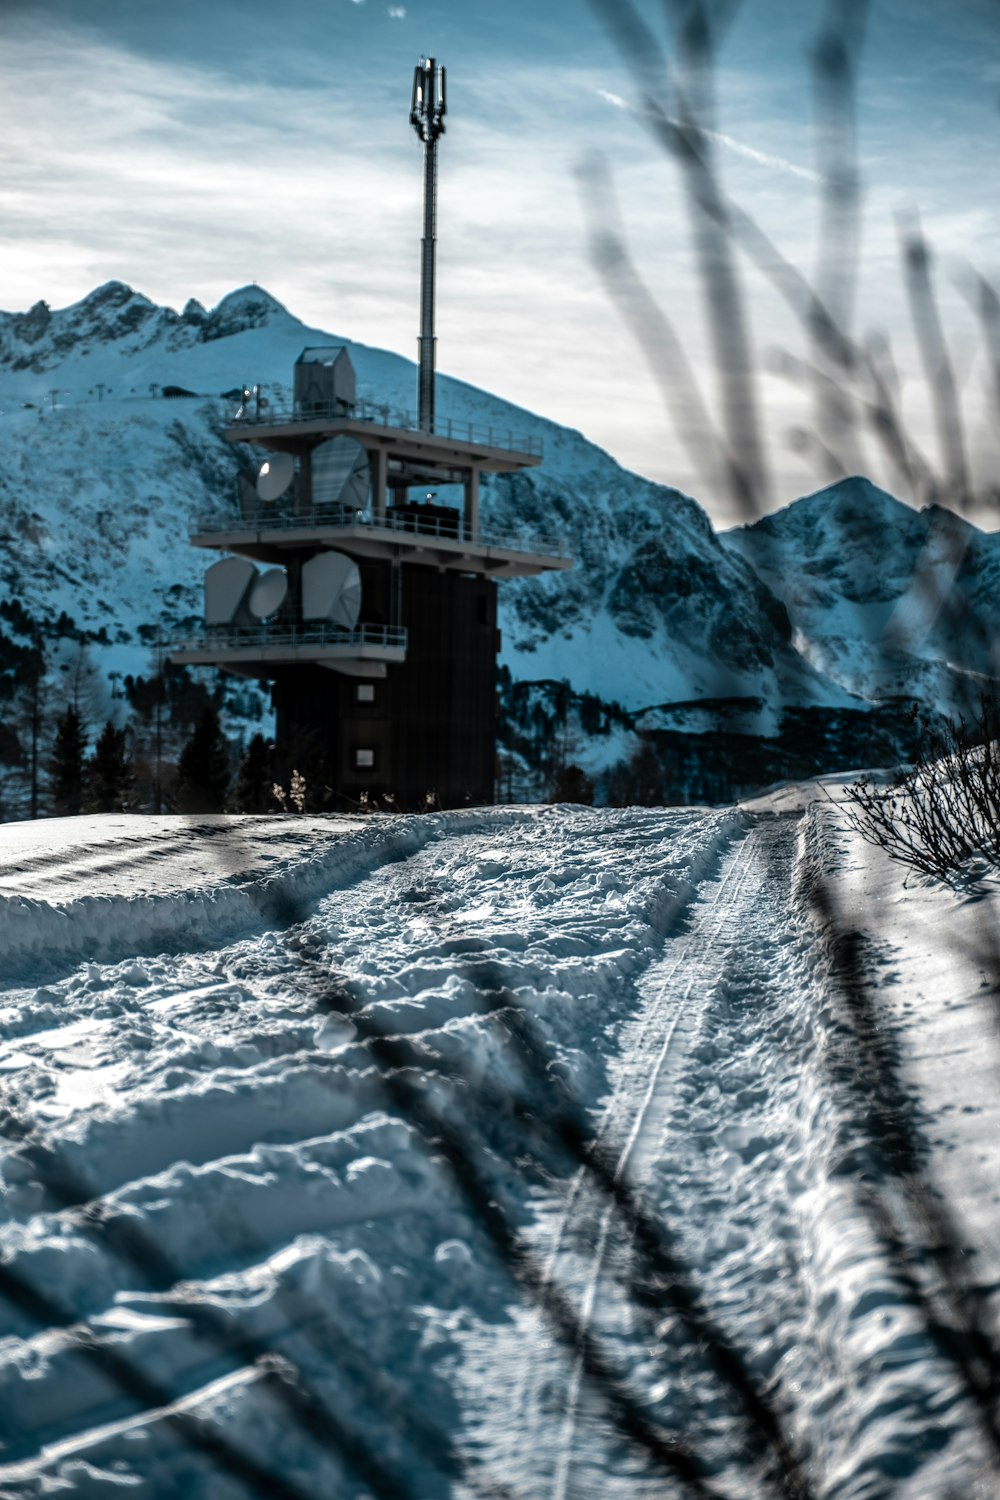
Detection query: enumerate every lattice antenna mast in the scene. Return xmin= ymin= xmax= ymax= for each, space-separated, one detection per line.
xmin=410 ymin=57 xmax=447 ymax=433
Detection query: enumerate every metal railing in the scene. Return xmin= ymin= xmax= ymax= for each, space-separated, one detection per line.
xmin=174 ymin=623 xmax=407 ymax=653
xmin=228 ymin=396 xmax=544 ymax=458
xmin=192 ymin=503 xmax=572 ymax=560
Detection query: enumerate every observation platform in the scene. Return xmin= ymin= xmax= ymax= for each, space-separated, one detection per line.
xmin=171 ymin=623 xmax=407 ymax=679
xmin=190 ymin=504 xmax=572 ymax=580
xmin=226 ymin=400 xmax=543 ymax=472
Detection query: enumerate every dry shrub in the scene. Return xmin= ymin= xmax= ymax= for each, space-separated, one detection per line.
xmin=844 ymin=694 xmax=1000 ymax=882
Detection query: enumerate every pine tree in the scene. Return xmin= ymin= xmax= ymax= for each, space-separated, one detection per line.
xmin=49 ymin=705 xmax=86 ymax=816
xmin=547 ymin=763 xmax=595 ymax=805
xmin=87 ymin=721 xmax=135 ymax=813
xmin=232 ymin=733 xmax=273 ymax=813
xmin=175 ymin=706 xmax=231 ymax=813
xmin=4 ymin=641 xmax=47 ymax=819
xmin=56 ymin=641 xmax=107 ymax=723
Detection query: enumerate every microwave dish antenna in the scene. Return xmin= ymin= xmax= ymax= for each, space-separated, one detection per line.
xmin=301 ymin=551 xmax=362 ymax=630
xmin=204 ymin=556 xmax=257 ymax=625
xmin=410 ymin=56 xmax=446 ymax=435
xmin=256 ymin=451 xmax=294 ymax=502
xmin=311 ymin=435 xmax=370 ymax=510
xmin=247 ymin=567 xmax=288 ymax=621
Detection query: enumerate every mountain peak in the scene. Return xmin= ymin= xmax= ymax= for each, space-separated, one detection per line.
xmin=79 ymin=280 xmax=154 ymax=312
xmin=0 ymin=282 xmax=304 ymax=375
xmin=212 ymin=284 xmax=288 ymax=314
xmin=808 ymin=474 xmax=909 ymax=518
xmin=0 ymin=281 xmax=168 ymax=374
xmin=200 ymin=285 xmax=293 ymax=342
xmin=66 ymin=281 xmax=161 ymax=339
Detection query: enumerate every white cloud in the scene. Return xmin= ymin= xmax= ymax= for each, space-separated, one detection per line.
xmin=388 ymin=5 xmax=406 ymax=16
xmin=0 ymin=29 xmax=994 ymax=518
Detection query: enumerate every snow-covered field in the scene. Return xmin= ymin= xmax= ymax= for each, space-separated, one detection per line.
xmin=0 ymin=797 xmax=998 ymax=1498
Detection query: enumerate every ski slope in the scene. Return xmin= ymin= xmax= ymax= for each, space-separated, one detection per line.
xmin=0 ymin=801 xmax=998 ymax=1498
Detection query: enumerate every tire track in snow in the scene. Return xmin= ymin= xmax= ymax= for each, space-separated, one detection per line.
xmin=519 ymin=811 xmax=968 ymax=1500
xmin=0 ymin=809 xmax=733 ymax=1219
xmin=551 ymin=820 xmax=770 ymax=1500
xmin=467 ymin=817 xmax=797 ymax=1498
xmin=0 ymin=807 xmax=743 ymax=1496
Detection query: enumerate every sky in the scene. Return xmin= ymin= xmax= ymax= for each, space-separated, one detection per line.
xmin=1 ymin=0 xmax=999 ymax=527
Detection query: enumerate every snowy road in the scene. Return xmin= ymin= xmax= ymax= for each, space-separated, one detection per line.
xmin=0 ymin=805 xmax=998 ymax=1498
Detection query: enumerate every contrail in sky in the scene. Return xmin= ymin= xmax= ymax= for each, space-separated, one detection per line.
xmin=596 ymin=88 xmax=822 ymax=184
xmin=700 ymin=126 xmax=822 ymax=183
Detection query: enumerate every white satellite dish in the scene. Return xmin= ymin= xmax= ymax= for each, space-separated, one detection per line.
xmin=311 ymin=436 xmax=370 ymax=510
xmin=301 ymin=551 xmax=362 ymax=629
xmin=247 ymin=567 xmax=288 ymax=620
xmin=256 ymin=451 xmax=294 ymax=502
xmin=205 ymin=556 xmax=257 ymax=624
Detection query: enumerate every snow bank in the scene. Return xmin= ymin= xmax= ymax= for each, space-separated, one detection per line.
xmin=0 ymin=808 xmax=541 ymax=982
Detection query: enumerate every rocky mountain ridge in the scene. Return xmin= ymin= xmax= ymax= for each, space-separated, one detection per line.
xmin=722 ymin=477 xmax=1000 ymax=716
xmin=0 ymin=283 xmax=288 ymax=374
xmin=0 ymin=282 xmax=839 ymax=712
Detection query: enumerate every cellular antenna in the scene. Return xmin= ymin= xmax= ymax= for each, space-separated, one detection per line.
xmin=410 ymin=56 xmax=447 ymax=433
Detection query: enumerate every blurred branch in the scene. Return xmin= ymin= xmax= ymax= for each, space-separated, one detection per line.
xmin=578 ymin=152 xmax=737 ymax=503
xmin=810 ymin=0 xmax=869 ymax=473
xmin=899 ymin=210 xmax=972 ymax=508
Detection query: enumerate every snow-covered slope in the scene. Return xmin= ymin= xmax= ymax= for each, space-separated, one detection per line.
xmin=1 ymin=803 xmax=997 ymax=1496
xmin=0 ymin=282 xmax=846 ymax=722
xmin=722 ymin=476 xmax=1000 ymax=716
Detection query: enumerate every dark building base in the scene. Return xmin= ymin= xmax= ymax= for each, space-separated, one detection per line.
xmin=273 ymin=568 xmax=499 ymax=811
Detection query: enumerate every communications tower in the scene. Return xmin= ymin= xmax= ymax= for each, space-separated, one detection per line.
xmin=173 ymin=61 xmax=570 ymax=809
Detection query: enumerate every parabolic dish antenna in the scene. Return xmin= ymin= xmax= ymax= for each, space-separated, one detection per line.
xmin=256 ymin=451 xmax=294 ymax=502
xmin=311 ymin=436 xmax=370 ymax=510
xmin=301 ymin=551 xmax=362 ymax=630
xmin=205 ymin=556 xmax=257 ymax=624
xmin=247 ymin=567 xmax=288 ymax=621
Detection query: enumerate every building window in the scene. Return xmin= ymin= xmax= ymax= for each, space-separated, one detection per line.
xmin=355 ymin=748 xmax=376 ymax=770
xmin=356 ymin=683 xmax=376 ymax=704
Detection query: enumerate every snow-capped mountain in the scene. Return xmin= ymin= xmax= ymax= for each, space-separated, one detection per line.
xmin=0 ymin=282 xmax=840 ymax=721
xmin=722 ymin=477 xmax=1000 ymax=716
xmin=2 ymin=282 xmax=998 ymax=801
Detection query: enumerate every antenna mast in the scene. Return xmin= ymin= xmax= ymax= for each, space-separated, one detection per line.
xmin=410 ymin=56 xmax=446 ymax=433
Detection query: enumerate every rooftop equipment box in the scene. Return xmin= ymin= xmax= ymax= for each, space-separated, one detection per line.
xmin=294 ymin=346 xmax=357 ymax=416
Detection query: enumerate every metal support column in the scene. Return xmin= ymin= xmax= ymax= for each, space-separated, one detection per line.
xmin=390 ymin=556 xmax=403 ymax=628
xmin=464 ymin=464 xmax=480 ymax=543
xmin=371 ymin=445 xmax=388 ymax=523
xmin=298 ymin=447 xmax=311 ymax=517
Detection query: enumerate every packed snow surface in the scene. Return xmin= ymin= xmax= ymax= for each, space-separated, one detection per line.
xmin=0 ymin=801 xmax=998 ymax=1497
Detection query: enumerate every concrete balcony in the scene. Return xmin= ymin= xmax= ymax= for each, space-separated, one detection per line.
xmin=226 ymin=399 xmax=543 ymax=465
xmin=171 ymin=622 xmax=407 ymax=679
xmin=190 ymin=504 xmax=572 ymax=580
